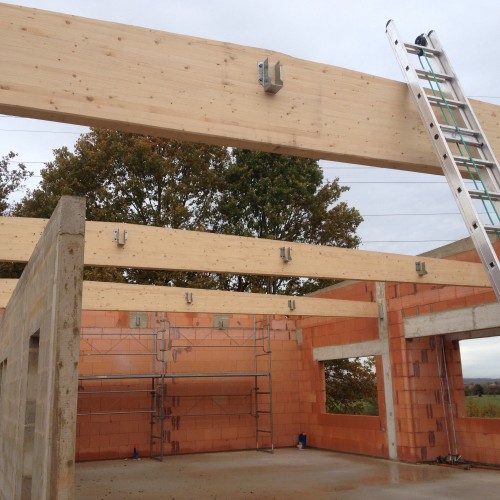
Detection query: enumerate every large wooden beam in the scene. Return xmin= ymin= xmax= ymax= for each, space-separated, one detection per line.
xmin=0 ymin=279 xmax=378 ymax=317
xmin=1 ymin=4 xmax=498 ymax=174
xmin=0 ymin=217 xmax=491 ymax=287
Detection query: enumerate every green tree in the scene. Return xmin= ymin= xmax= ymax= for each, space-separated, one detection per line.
xmin=210 ymin=149 xmax=362 ymax=294
xmin=324 ymin=357 xmax=378 ymax=415
xmin=16 ymin=129 xmax=229 ymax=226
xmin=0 ymin=151 xmax=30 ymax=215
xmin=473 ymin=383 xmax=484 ymax=397
xmin=0 ymin=152 xmax=31 ymax=279
xmin=14 ymin=131 xmax=362 ymax=292
xmin=14 ymin=129 xmax=230 ymax=284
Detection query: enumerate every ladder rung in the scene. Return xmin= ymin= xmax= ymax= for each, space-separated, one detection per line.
xmin=468 ymin=190 xmax=500 ymax=202
xmin=453 ymin=156 xmax=494 ymax=168
xmin=416 ymin=68 xmax=452 ymax=81
xmin=404 ymin=42 xmax=441 ymax=56
xmin=256 ymin=391 xmax=271 ymax=395
xmin=441 ymin=126 xmax=482 ymax=148
xmin=257 ymin=410 xmax=272 ymax=414
xmin=427 ymin=95 xmax=465 ymax=108
xmin=440 ymin=124 xmax=479 ymax=136
xmin=484 ymin=224 xmax=500 ymax=234
xmin=257 ymin=429 xmax=272 ymax=433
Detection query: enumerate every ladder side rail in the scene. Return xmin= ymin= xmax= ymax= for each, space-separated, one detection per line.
xmin=426 ymin=31 xmax=500 ymax=191
xmin=410 ymin=31 xmax=500 ymax=194
xmin=423 ymin=32 xmax=500 ymax=229
xmin=386 ymin=21 xmax=500 ymax=300
xmin=266 ymin=318 xmax=274 ymax=452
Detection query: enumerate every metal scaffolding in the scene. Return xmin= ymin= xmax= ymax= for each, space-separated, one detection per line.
xmin=77 ymin=314 xmax=274 ymax=460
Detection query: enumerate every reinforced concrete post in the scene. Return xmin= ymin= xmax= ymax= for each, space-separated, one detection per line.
xmin=0 ymin=196 xmax=85 ymax=500
xmin=376 ymin=282 xmax=398 ymax=460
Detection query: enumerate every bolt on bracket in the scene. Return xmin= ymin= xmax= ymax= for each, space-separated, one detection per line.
xmin=258 ymin=58 xmax=283 ymax=94
xmin=114 ymin=228 xmax=128 ymax=246
xmin=288 ymin=299 xmax=296 ymax=311
xmin=184 ymin=292 xmax=193 ymax=304
xmin=415 ymin=261 xmax=427 ymax=276
xmin=280 ymin=246 xmax=292 ymax=262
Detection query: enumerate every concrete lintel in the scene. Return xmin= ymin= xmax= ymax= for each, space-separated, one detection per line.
xmin=404 ymin=302 xmax=500 ymax=339
xmin=313 ymin=339 xmax=382 ymax=361
xmin=446 ymin=328 xmax=500 ymax=342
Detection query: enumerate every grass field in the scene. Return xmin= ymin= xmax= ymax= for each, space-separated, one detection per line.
xmin=466 ymin=395 xmax=500 ymax=418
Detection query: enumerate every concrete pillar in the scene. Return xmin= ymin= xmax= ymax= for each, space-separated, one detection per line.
xmin=0 ymin=196 xmax=85 ymax=500
xmin=376 ymin=282 xmax=398 ymax=460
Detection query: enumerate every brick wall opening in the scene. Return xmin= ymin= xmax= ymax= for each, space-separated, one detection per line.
xmin=22 ymin=330 xmax=40 ymax=497
xmin=323 ymin=356 xmax=378 ymax=416
xmin=460 ymin=338 xmax=500 ymax=419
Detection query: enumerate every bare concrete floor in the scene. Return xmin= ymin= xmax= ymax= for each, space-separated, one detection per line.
xmin=76 ymin=448 xmax=500 ymax=499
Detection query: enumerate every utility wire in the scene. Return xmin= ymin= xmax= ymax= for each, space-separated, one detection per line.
xmin=362 ymin=239 xmax=459 ymax=243
xmin=0 ymin=128 xmax=81 ymax=134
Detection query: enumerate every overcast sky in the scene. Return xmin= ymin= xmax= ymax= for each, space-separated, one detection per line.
xmin=1 ymin=0 xmax=499 ymax=377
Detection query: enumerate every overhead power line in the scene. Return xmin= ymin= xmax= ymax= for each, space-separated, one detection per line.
xmin=362 ymin=239 xmax=459 ymax=243
xmin=0 ymin=128 xmax=81 ymax=134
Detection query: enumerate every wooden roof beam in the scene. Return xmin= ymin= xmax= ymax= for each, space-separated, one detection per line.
xmin=0 ymin=279 xmax=378 ymax=317
xmin=0 ymin=217 xmax=491 ymax=287
xmin=1 ymin=4 xmax=498 ymax=174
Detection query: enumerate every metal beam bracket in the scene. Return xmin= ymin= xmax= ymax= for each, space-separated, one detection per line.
xmin=415 ymin=261 xmax=427 ymax=276
xmin=258 ymin=58 xmax=283 ymax=94
xmin=184 ymin=292 xmax=193 ymax=304
xmin=280 ymin=246 xmax=292 ymax=262
xmin=114 ymin=228 xmax=128 ymax=246
xmin=288 ymin=299 xmax=296 ymax=311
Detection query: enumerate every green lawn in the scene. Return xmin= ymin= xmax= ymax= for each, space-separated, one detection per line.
xmin=466 ymin=395 xmax=500 ymax=418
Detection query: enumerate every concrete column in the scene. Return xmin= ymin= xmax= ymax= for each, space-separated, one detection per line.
xmin=0 ymin=196 xmax=85 ymax=500
xmin=376 ymin=282 xmax=398 ymax=460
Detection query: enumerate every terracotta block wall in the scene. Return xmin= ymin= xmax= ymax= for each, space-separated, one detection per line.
xmin=383 ymin=238 xmax=500 ymax=463
xmin=298 ymin=282 xmax=390 ymax=457
xmin=5 ymin=238 xmax=499 ymax=464
xmin=389 ymin=275 xmax=500 ymax=464
xmin=76 ymin=312 xmax=302 ymax=461
xmin=298 ymin=239 xmax=500 ymax=465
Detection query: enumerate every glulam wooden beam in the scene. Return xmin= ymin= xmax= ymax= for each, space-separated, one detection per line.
xmin=1 ymin=4 xmax=498 ymax=174
xmin=0 ymin=217 xmax=491 ymax=287
xmin=0 ymin=279 xmax=378 ymax=317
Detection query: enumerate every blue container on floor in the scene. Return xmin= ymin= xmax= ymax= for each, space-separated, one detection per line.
xmin=299 ymin=433 xmax=307 ymax=448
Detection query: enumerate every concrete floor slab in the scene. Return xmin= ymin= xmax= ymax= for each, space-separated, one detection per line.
xmin=76 ymin=448 xmax=500 ymax=499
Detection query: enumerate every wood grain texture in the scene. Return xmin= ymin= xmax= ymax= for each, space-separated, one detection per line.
xmin=0 ymin=217 xmax=491 ymax=287
xmin=0 ymin=279 xmax=378 ymax=317
xmin=1 ymin=4 xmax=498 ymax=174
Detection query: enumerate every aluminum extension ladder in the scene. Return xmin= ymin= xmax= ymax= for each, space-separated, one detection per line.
xmin=386 ymin=20 xmax=500 ymax=302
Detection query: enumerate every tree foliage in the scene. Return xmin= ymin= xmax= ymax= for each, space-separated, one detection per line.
xmin=0 ymin=152 xmax=31 ymax=279
xmin=0 ymin=151 xmax=30 ymax=215
xmin=210 ymin=149 xmax=362 ymax=294
xmin=14 ymin=129 xmax=230 ymax=284
xmin=473 ymin=383 xmax=484 ymax=397
xmin=16 ymin=129 xmax=229 ymax=227
xmin=12 ymin=129 xmax=362 ymax=292
xmin=324 ymin=357 xmax=378 ymax=415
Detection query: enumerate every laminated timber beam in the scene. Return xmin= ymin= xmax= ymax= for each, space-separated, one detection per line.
xmin=0 ymin=279 xmax=378 ymax=317
xmin=1 ymin=4 xmax=499 ymax=175
xmin=0 ymin=217 xmax=491 ymax=287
